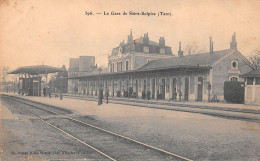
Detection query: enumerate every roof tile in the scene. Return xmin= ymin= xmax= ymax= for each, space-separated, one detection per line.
xmin=138 ymin=49 xmax=234 ymax=71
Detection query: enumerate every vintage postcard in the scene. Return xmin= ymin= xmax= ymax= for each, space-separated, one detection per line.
xmin=0 ymin=0 xmax=259 ymax=160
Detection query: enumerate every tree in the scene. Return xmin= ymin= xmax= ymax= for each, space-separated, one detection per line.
xmin=98 ymin=67 xmax=103 ymax=74
xmin=248 ymin=49 xmax=260 ymax=71
xmin=49 ymin=65 xmax=68 ymax=93
xmin=184 ymin=42 xmax=205 ymax=55
xmin=224 ymin=81 xmax=244 ymax=103
xmin=0 ymin=66 xmax=10 ymax=83
xmin=58 ymin=65 xmax=68 ymax=78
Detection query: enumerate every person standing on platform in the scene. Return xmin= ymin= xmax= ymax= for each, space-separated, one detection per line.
xmin=100 ymin=87 xmax=103 ymax=104
xmin=43 ymin=87 xmax=46 ymax=97
xmin=142 ymin=90 xmax=145 ymax=100
xmin=147 ymin=90 xmax=151 ymax=100
xmin=60 ymin=90 xmax=63 ymax=100
xmin=98 ymin=87 xmax=103 ymax=105
xmin=173 ymin=92 xmax=177 ymax=102
xmin=179 ymin=91 xmax=182 ymax=102
xmin=105 ymin=87 xmax=109 ymax=104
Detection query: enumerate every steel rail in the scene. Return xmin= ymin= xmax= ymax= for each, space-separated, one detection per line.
xmin=1 ymin=97 xmax=116 ymax=161
xmin=2 ymin=95 xmax=193 ymax=161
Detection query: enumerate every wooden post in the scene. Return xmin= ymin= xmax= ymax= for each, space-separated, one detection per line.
xmin=38 ymin=77 xmax=40 ymax=96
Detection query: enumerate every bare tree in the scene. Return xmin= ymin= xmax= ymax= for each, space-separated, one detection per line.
xmin=248 ymin=49 xmax=260 ymax=71
xmin=98 ymin=67 xmax=103 ymax=74
xmin=184 ymin=42 xmax=204 ymax=55
xmin=0 ymin=66 xmax=10 ymax=83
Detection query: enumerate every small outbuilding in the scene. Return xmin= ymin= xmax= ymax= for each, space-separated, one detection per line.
xmin=241 ymin=70 xmax=260 ymax=105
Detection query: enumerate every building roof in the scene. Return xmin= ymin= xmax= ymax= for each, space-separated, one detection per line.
xmin=67 ymin=66 xmax=211 ymax=80
xmin=80 ymin=67 xmax=109 ymax=76
xmin=8 ymin=65 xmax=63 ymax=75
xmin=138 ymin=49 xmax=234 ymax=71
xmin=111 ymin=35 xmax=172 ymax=56
xmin=240 ymin=70 xmax=260 ymax=78
xmin=68 ymin=49 xmax=235 ymax=79
xmin=133 ymin=37 xmax=170 ymax=47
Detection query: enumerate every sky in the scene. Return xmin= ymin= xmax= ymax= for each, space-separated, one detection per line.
xmin=0 ymin=0 xmax=260 ymax=70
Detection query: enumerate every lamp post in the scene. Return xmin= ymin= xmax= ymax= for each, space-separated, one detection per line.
xmin=13 ymin=80 xmax=15 ymax=94
xmin=128 ymin=78 xmax=129 ymax=99
xmin=8 ymin=83 xmax=11 ymax=93
xmin=98 ymin=68 xmax=102 ymax=105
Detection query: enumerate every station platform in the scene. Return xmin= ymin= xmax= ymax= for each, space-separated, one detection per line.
xmin=1 ymin=93 xmax=259 ymax=120
xmin=62 ymin=94 xmax=260 ymax=113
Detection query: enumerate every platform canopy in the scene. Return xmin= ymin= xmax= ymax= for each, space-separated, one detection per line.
xmin=8 ymin=65 xmax=63 ymax=75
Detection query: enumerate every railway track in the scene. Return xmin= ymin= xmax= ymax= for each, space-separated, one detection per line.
xmin=0 ymin=94 xmax=193 ymax=161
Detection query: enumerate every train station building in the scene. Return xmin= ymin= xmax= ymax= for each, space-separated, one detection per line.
xmin=69 ymin=32 xmax=252 ymax=102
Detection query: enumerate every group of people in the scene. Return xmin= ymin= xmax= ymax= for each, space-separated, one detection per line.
xmin=141 ymin=90 xmax=151 ymax=100
xmin=98 ymin=86 xmax=109 ymax=105
xmin=172 ymin=91 xmax=182 ymax=102
xmin=43 ymin=87 xmax=63 ymax=100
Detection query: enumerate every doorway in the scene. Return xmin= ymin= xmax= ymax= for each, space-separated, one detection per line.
xmin=197 ymin=77 xmax=203 ymax=101
xmin=152 ymin=79 xmax=155 ymax=99
xmin=136 ymin=80 xmax=139 ymax=98
xmin=160 ymin=78 xmax=166 ymax=99
xmin=112 ymin=80 xmax=114 ymax=97
xmin=172 ymin=78 xmax=177 ymax=100
xmin=184 ymin=77 xmax=189 ymax=101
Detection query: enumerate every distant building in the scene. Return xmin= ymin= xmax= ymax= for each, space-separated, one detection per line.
xmin=108 ymin=30 xmax=175 ymax=72
xmin=68 ymin=56 xmax=97 ymax=94
xmin=68 ymin=58 xmax=79 ymax=77
xmin=79 ymin=56 xmax=95 ymax=74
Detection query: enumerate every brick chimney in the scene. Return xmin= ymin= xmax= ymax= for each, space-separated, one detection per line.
xmin=119 ymin=40 xmax=125 ymax=46
xmin=159 ymin=37 xmax=165 ymax=47
xmin=143 ymin=32 xmax=149 ymax=45
xmin=209 ymin=37 xmax=214 ymax=54
xmin=178 ymin=42 xmax=183 ymax=57
xmin=127 ymin=29 xmax=133 ymax=43
xmin=230 ymin=32 xmax=237 ymax=50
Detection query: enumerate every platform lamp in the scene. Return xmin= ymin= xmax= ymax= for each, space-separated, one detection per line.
xmin=98 ymin=67 xmax=102 ymax=105
xmin=13 ymin=80 xmax=15 ymax=94
xmin=11 ymin=76 xmax=16 ymax=94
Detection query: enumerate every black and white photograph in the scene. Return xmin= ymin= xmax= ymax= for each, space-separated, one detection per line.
xmin=0 ymin=0 xmax=260 ymax=160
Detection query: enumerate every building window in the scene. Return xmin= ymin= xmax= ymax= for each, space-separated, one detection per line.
xmin=118 ymin=47 xmax=123 ymax=55
xmin=231 ymin=60 xmax=238 ymax=70
xmin=117 ymin=62 xmax=122 ymax=72
xmin=159 ymin=48 xmax=165 ymax=54
xmin=256 ymin=78 xmax=260 ymax=85
xmin=112 ymin=63 xmax=115 ymax=72
xmin=126 ymin=60 xmax=129 ymax=71
xmin=229 ymin=76 xmax=239 ymax=81
xmin=247 ymin=77 xmax=254 ymax=85
xmin=232 ymin=62 xmax=237 ymax=68
xmin=230 ymin=77 xmax=238 ymax=81
xmin=143 ymin=46 xmax=149 ymax=53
